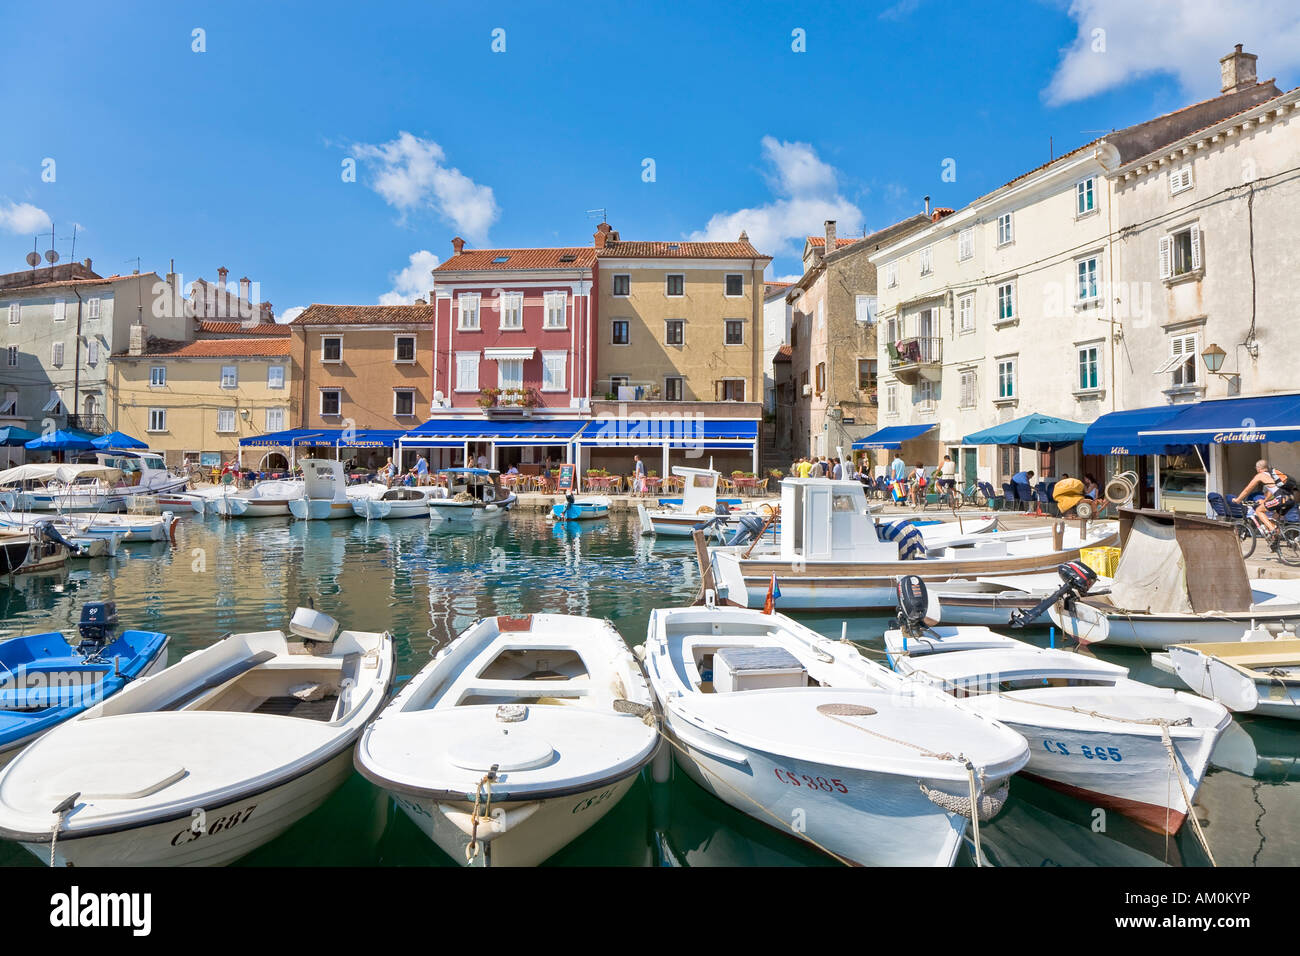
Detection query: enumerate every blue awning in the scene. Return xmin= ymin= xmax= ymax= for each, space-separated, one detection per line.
xmin=401 ymin=418 xmax=591 ymax=447
xmin=851 ymin=424 xmax=936 ymax=450
xmin=576 ymin=418 xmax=758 ymax=448
xmin=1082 ymin=405 xmax=1193 ymax=456
xmin=238 ymin=429 xmax=318 ymax=447
xmin=1138 ymin=393 xmax=1300 ymax=445
xmin=962 ymin=413 xmax=1088 ymax=450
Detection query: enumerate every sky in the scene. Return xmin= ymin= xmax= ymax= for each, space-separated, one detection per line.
xmin=2 ymin=0 xmax=1298 ymax=321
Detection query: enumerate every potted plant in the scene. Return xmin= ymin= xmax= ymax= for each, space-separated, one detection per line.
xmin=476 ymin=387 xmax=501 ymax=409
xmin=769 ymin=468 xmax=784 ymax=479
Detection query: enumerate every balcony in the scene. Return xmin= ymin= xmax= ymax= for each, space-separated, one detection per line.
xmin=66 ymin=413 xmax=111 ymax=435
xmin=886 ymin=336 xmax=942 ymax=385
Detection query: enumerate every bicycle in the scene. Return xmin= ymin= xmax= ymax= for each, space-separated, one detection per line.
xmin=935 ymin=478 xmax=964 ymax=510
xmin=1235 ymin=504 xmax=1300 ymax=565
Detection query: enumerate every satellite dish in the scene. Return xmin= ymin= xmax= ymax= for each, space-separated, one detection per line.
xmin=44 ymin=250 xmax=59 ymax=264
xmin=25 ymin=252 xmax=41 ymax=267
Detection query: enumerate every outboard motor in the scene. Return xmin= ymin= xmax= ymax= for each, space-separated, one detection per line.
xmin=1009 ymin=561 xmax=1098 ymax=629
xmin=77 ymin=601 xmax=118 ymax=658
xmin=896 ymin=575 xmax=933 ymax=638
xmin=33 ymin=519 xmax=85 ymax=557
xmin=725 ymin=514 xmax=767 ymax=546
xmin=715 ymin=501 xmax=731 ymax=516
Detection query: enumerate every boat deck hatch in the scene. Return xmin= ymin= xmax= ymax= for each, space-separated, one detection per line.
xmin=477 ymin=648 xmax=589 ymax=682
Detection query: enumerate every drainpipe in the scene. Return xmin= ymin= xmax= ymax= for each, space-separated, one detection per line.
xmin=1101 ymin=147 xmax=1117 ymax=414
xmin=71 ymin=288 xmax=83 ymax=426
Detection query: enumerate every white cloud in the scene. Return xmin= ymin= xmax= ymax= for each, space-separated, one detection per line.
xmin=350 ymin=132 xmax=499 ymax=243
xmin=1045 ymin=0 xmax=1300 ymax=105
xmin=770 ymin=274 xmax=803 ymax=284
xmin=689 ymin=136 xmax=863 ymax=260
xmin=278 ymin=306 xmax=306 ymax=325
xmin=0 ymin=200 xmax=52 ymax=235
xmin=378 ymin=250 xmax=441 ymax=306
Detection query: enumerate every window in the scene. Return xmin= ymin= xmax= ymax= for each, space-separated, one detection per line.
xmin=960 ymin=369 xmax=976 ymax=407
xmin=455 ymin=352 xmax=479 ymax=392
xmin=394 ymin=335 xmax=416 ymax=362
xmin=725 ymin=320 xmax=744 ymax=345
xmin=1160 ymin=226 xmax=1202 ymax=279
xmin=42 ymin=390 xmax=63 ymax=414
xmin=0 ymin=391 xmax=15 ymax=415
xmin=815 ymin=363 xmax=826 ymax=395
xmin=611 ymin=320 xmax=630 ymax=345
xmin=492 ymin=256 xmax=510 ymax=264
xmin=1077 ymin=345 xmax=1101 ymax=391
xmin=665 ymin=376 xmax=683 ymax=401
xmin=5 ymin=346 xmax=15 ymax=367
xmin=221 ymin=365 xmax=238 ymax=388
xmin=886 ymin=385 xmax=898 ymax=415
xmin=857 ymin=358 xmax=877 ymax=390
xmin=87 ymin=340 xmax=98 ymax=366
xmin=919 ymin=246 xmax=932 ymax=275
xmin=499 ymin=292 xmax=523 ymax=329
xmin=544 ymin=292 xmax=566 ymax=329
xmin=886 ymin=263 xmax=898 ymax=288
xmin=457 ymin=294 xmax=481 ymax=330
xmin=320 ymin=389 xmax=341 ymax=415
xmin=997 ymin=358 xmax=1016 ymax=399
xmin=725 ymin=274 xmax=743 ymax=296
xmin=997 ymin=212 xmax=1013 ymax=246
xmin=266 ymin=407 xmax=285 ymax=431
xmin=87 ymin=297 xmax=100 ymax=319
xmin=665 ymin=274 xmax=684 ymax=297
xmin=51 ymin=341 xmax=64 ymax=366
xmin=148 ymin=408 xmax=166 ymax=432
xmin=497 ymin=358 xmax=523 ymax=390
xmin=855 ymin=295 xmax=876 ymax=324
xmin=917 ymin=379 xmax=935 ymax=408
xmin=322 ymin=336 xmax=342 ymax=362
xmin=1076 ymin=178 xmax=1096 ymax=215
xmin=150 ymin=366 xmax=167 ymax=387
xmin=1157 ymin=333 xmax=1200 ymax=386
xmin=1076 ymin=256 xmax=1100 ymax=302
xmin=612 ymin=274 xmax=630 ymax=296
xmin=665 ymin=320 xmax=684 ymax=345
xmin=996 ymin=282 xmax=1015 ymax=322
xmin=610 ymin=375 xmax=630 ymax=391
xmin=958 ymin=292 xmax=974 ymax=332
xmin=53 ymin=299 xmax=66 ymax=322
xmin=394 ymin=389 xmax=415 ymax=416
xmin=542 ymin=351 xmax=567 ymax=391
xmin=958 ymin=228 xmax=974 ymax=261
xmin=1169 ymin=165 xmax=1194 ymax=195
xmin=719 ymin=379 xmax=745 ymax=401
xmin=217 ymin=409 xmax=236 ymax=433
xmin=7 ymin=304 xmax=18 ymax=325
xmin=267 ymin=365 xmax=284 ymax=389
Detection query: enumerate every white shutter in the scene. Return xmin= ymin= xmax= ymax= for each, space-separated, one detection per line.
xmin=52 ymin=341 xmax=64 ymax=365
xmin=1158 ymin=236 xmax=1172 ymax=279
xmin=87 ymin=340 xmax=99 ymax=365
xmin=1189 ymin=225 xmax=1201 ymax=270
xmin=53 ymin=299 xmax=66 ymax=321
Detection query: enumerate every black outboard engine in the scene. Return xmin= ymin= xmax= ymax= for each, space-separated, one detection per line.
xmin=33 ymin=520 xmax=85 ymax=557
xmin=715 ymin=501 xmax=731 ymax=516
xmin=77 ymin=601 xmax=118 ymax=659
xmin=896 ymin=574 xmax=931 ymax=638
xmin=565 ymin=492 xmax=576 ymax=506
xmin=1009 ymin=561 xmax=1097 ymax=629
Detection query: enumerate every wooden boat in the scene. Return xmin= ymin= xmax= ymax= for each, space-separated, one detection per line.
xmin=704 ymin=478 xmax=1115 ymax=611
xmin=551 ymin=495 xmax=611 ymax=522
xmin=641 ymin=602 xmax=1029 ymax=866
xmin=427 ymin=469 xmax=516 ymax=523
xmin=1164 ymin=638 xmax=1300 ymax=719
xmin=0 ymin=526 xmax=70 ymax=576
xmin=0 ymin=607 xmax=393 ymax=866
xmin=356 ymin=613 xmax=656 ymax=866
xmin=288 ymin=460 xmax=356 ymax=520
xmin=352 ymin=485 xmax=443 ymax=519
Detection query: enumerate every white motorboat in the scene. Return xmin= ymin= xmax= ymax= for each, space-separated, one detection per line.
xmin=288 ymin=460 xmax=355 ymax=520
xmin=0 ymin=526 xmax=70 ymax=576
xmin=355 ymin=613 xmax=656 ymax=867
xmin=1164 ymin=637 xmax=1300 ymax=719
xmin=0 ymin=509 xmax=175 ymax=545
xmin=885 ymin=579 xmax=1231 ymax=835
xmin=352 ymin=485 xmax=443 ymax=519
xmin=636 ymin=466 xmax=768 ymax=538
xmin=551 ymin=495 xmax=612 ymax=522
xmin=926 ymin=571 xmax=1116 ymax=627
xmin=94 ymin=451 xmax=189 ymax=497
xmin=0 ymin=464 xmax=130 ymax=513
xmin=427 ymin=469 xmax=516 ymax=523
xmin=705 ymin=477 xmax=1112 ymax=611
xmin=1050 ymin=509 xmax=1300 ymax=649
xmin=0 ymin=607 xmax=393 ymax=866
xmin=641 ymin=602 xmax=1029 ymax=866
xmin=210 ymin=478 xmax=304 ymax=518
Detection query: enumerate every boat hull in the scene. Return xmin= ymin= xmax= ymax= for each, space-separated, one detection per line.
xmin=1058 ymin=606 xmax=1300 ymax=650
xmin=211 ymin=496 xmax=295 ymax=518
xmin=353 ymin=498 xmax=430 ymax=519
xmin=288 ymin=499 xmax=355 ymax=520
xmin=428 ymin=503 xmax=505 ymax=522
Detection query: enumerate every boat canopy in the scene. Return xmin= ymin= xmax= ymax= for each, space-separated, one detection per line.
xmin=0 ymin=463 xmax=122 ymax=484
xmin=1082 ymin=405 xmax=1193 ymax=456
xmin=1137 ymin=393 xmax=1300 ymax=446
xmin=851 ymin=423 xmax=936 ymax=450
xmin=962 ymin=413 xmax=1088 ymax=450
xmin=402 ymin=418 xmax=590 ymax=447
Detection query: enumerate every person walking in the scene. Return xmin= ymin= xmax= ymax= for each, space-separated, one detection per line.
xmin=415 ymin=454 xmax=429 ymax=486
xmin=831 ymin=457 xmax=844 ymax=480
xmin=632 ymin=454 xmax=647 ymax=495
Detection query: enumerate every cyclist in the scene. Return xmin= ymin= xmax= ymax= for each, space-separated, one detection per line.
xmin=910 ymin=461 xmax=928 ymax=508
xmin=1234 ymin=460 xmax=1297 ymax=535
xmin=937 ymin=454 xmax=957 ymax=497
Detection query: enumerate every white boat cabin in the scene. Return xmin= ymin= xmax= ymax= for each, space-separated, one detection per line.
xmin=674 ymin=466 xmax=721 ymax=514
xmin=301 ymin=459 xmax=347 ymax=501
xmin=779 ymin=478 xmax=892 ymax=562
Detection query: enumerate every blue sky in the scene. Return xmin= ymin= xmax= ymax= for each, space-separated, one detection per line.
xmin=2 ymin=0 xmax=1297 ymax=318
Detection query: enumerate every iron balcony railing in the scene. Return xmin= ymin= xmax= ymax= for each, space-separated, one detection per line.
xmin=887 ymin=336 xmax=942 ymax=370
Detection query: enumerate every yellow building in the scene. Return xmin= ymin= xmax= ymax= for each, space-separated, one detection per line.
xmin=110 ymin=335 xmax=296 ymax=469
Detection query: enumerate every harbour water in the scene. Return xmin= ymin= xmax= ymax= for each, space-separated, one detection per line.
xmin=0 ymin=511 xmax=1295 ymax=867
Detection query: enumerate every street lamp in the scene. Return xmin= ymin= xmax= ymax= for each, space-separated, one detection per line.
xmin=1200 ymin=343 xmax=1239 ymax=389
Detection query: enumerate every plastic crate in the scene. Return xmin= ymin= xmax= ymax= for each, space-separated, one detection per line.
xmin=1080 ymin=546 xmax=1120 ymax=578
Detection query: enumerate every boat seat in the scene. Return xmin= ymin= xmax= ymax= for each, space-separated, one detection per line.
xmin=158 ymin=651 xmax=277 ymax=712
xmin=251 ymin=695 xmax=339 ymax=721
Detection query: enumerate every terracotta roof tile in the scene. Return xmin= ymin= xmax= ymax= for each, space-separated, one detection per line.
xmin=805 ymin=237 xmax=860 ymax=249
xmin=115 ymin=338 xmax=293 ymax=358
xmin=436 ymin=248 xmax=597 ymax=272
xmin=774 ymin=344 xmax=793 ymax=360
xmin=199 ymin=320 xmax=291 ymax=336
xmin=597 ymin=240 xmax=769 ymax=260
xmin=290 ymin=304 xmax=432 ymax=326
xmin=0 ymin=273 xmax=153 ymax=295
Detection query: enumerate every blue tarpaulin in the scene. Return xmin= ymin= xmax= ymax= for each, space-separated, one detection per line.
xmin=1138 ymin=393 xmax=1300 ymax=445
xmin=851 ymin=424 xmax=936 ymax=450
xmin=962 ymin=413 xmax=1088 ymax=450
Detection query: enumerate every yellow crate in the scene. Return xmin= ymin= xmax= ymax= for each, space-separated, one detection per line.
xmin=1080 ymin=546 xmax=1121 ymax=578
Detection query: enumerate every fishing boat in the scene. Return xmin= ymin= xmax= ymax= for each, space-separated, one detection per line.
xmin=352 ymin=485 xmax=443 ymax=519
xmin=209 ymin=477 xmax=304 ymax=518
xmin=704 ymin=477 xmax=1113 ymax=611
xmin=551 ymin=494 xmax=611 ymax=522
xmin=0 ymin=606 xmax=393 ymax=866
xmin=0 ymin=525 xmax=71 ymax=576
xmin=641 ymin=601 xmax=1029 ymax=866
xmin=0 ymin=602 xmax=169 ymax=767
xmin=1163 ymin=637 xmax=1300 ymax=719
xmin=0 ymin=464 xmax=130 ymax=513
xmin=1050 ymin=509 xmax=1300 ymax=648
xmin=355 ymin=613 xmax=657 ymax=867
xmin=288 ymin=460 xmax=355 ymax=520
xmin=156 ymin=485 xmax=229 ymax=515
xmin=426 ymin=469 xmax=516 ymax=523
xmin=637 ymin=466 xmax=765 ymax=537
xmin=927 ymin=571 xmax=1117 ymax=627
xmin=884 ymin=577 xmax=1230 ymax=834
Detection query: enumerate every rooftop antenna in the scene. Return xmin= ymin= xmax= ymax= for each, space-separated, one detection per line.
xmin=125 ymin=256 xmax=141 ymax=274
xmin=586 ymin=207 xmax=608 ymax=223
xmin=44 ymin=222 xmax=59 ymax=265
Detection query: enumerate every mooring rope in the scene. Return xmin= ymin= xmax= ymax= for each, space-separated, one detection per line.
xmin=1159 ymin=722 xmax=1216 ymax=867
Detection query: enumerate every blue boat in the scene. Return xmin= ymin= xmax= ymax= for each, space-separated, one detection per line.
xmin=551 ymin=494 xmax=612 ymax=522
xmin=0 ymin=602 xmax=169 ymax=765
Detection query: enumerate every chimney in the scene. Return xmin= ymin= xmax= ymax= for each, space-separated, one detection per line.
xmin=593 ymin=222 xmax=613 ymax=250
xmin=217 ymin=266 xmax=229 ymax=292
xmin=414 ymin=296 xmax=427 ymax=305
xmin=239 ymin=277 xmax=251 ymax=304
xmin=129 ymin=322 xmax=147 ymax=356
xmin=824 ymin=221 xmax=837 ymax=254
xmin=451 ymin=237 xmax=465 ymax=255
xmin=924 ymin=195 xmax=931 ymax=217
xmin=1220 ymin=44 xmax=1258 ymax=94
xmin=82 ymin=258 xmax=92 ymax=272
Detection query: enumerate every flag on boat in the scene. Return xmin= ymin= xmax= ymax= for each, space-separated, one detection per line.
xmin=763 ymin=573 xmax=780 ymax=614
